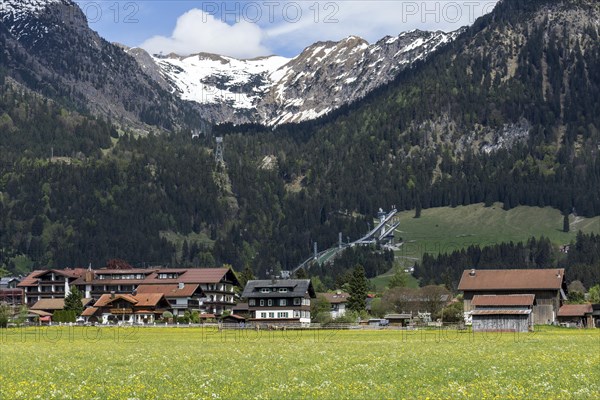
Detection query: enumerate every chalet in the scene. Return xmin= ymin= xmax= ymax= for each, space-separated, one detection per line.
xmin=470 ymin=294 xmax=535 ymax=332
xmin=557 ymin=304 xmax=594 ymax=328
xmin=135 ymin=283 xmax=204 ymax=317
xmin=319 ymin=291 xmax=349 ymax=319
xmin=84 ymin=293 xmax=171 ymax=324
xmin=18 ymin=269 xmax=87 ymax=306
xmin=138 ymin=268 xmax=240 ymax=316
xmin=458 ymin=268 xmax=567 ymax=324
xmin=242 ymin=279 xmax=315 ymax=326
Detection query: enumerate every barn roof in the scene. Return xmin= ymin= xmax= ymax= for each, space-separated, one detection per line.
xmin=458 ymin=269 xmax=565 ymax=291
xmin=558 ymin=304 xmax=593 ymax=317
xmin=471 ymin=294 xmax=535 ymax=307
xmin=471 ymin=309 xmax=532 ymax=315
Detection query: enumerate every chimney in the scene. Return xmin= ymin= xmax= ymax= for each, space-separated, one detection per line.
xmin=469 ymin=269 xmax=476 ymax=277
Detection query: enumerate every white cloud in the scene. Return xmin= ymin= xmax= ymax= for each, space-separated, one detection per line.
xmin=137 ymin=1 xmax=499 ymax=59
xmin=139 ymin=9 xmax=271 ymax=59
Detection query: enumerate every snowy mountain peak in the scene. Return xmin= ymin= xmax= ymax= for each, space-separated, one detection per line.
xmin=0 ymin=0 xmax=76 ymax=41
xmin=0 ymin=0 xmax=68 ymax=18
xmin=131 ymin=29 xmax=462 ymax=126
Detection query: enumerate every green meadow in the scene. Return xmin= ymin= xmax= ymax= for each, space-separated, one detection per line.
xmin=1 ymin=326 xmax=598 ymax=399
xmin=393 ymin=203 xmax=600 ymax=260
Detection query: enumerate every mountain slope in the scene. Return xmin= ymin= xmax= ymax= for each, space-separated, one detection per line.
xmin=0 ymin=0 xmax=204 ymax=131
xmin=138 ymin=30 xmax=459 ymax=125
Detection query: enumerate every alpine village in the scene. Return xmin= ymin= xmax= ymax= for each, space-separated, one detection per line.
xmin=0 ymin=0 xmax=599 ymax=399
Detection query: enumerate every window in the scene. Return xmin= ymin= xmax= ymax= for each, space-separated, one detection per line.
xmin=277 ymin=312 xmax=289 ymax=318
xmin=268 ymin=312 xmax=274 ymax=318
xmin=294 ymin=298 xmax=301 ymax=305
xmin=294 ymin=311 xmax=300 ymax=318
xmin=260 ymin=312 xmax=266 ymax=318
xmin=278 ymin=288 xmax=288 ymax=293
xmin=261 ymin=288 xmax=270 ymax=293
xmin=280 ymin=299 xmax=287 ymax=306
xmin=272 ymin=288 xmax=277 ymax=292
xmin=267 ymin=299 xmax=273 ymax=306
xmin=249 ymin=299 xmax=255 ymax=306
xmin=260 ymin=299 xmax=265 ymax=306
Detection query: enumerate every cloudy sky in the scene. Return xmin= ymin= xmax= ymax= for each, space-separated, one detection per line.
xmin=76 ymin=1 xmax=499 ymax=58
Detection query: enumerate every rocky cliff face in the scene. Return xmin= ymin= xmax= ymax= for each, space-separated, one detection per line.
xmin=0 ymin=0 xmax=205 ymax=132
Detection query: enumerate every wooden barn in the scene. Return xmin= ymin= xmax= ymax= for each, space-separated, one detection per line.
xmin=557 ymin=304 xmax=594 ymax=328
xmin=458 ymin=269 xmax=567 ymax=325
xmin=470 ymin=294 xmax=534 ymax=332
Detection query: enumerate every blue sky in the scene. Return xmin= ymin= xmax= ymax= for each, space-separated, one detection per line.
xmin=75 ymin=1 xmax=499 ymax=58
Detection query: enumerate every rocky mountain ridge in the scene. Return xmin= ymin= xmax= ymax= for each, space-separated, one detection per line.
xmin=130 ymin=29 xmax=461 ymax=126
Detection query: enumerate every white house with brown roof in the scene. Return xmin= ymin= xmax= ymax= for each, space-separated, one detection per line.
xmin=84 ymin=293 xmax=171 ymax=324
xmin=318 ymin=292 xmax=349 ymax=319
xmin=458 ymin=268 xmax=567 ymax=324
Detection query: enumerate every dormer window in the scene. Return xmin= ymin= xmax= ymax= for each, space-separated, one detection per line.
xmin=278 ymin=288 xmax=288 ymax=293
xmin=260 ymin=288 xmax=270 ymax=293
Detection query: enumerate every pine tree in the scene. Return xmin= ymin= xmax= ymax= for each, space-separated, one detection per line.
xmin=347 ymin=265 xmax=368 ymax=313
xmin=64 ymin=286 xmax=84 ymax=316
xmin=563 ymin=213 xmax=570 ymax=233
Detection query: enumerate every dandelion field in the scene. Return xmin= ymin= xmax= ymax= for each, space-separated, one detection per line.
xmin=0 ymin=326 xmax=598 ymax=399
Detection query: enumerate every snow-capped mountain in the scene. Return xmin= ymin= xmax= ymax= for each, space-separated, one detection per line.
xmin=135 ymin=29 xmax=461 ymax=126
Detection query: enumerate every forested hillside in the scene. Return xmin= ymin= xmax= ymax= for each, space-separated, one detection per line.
xmin=1 ymin=0 xmax=599 ymax=289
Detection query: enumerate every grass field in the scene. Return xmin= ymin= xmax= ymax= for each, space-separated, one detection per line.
xmin=393 ymin=203 xmax=600 ymax=260
xmin=1 ymin=326 xmax=598 ymax=399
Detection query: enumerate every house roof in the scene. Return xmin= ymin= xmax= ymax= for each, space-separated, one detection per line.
xmin=18 ymin=269 xmax=86 ymax=287
xmin=94 ymin=293 xmax=166 ymax=308
xmin=143 ymin=268 xmax=239 ymax=285
xmin=232 ymin=302 xmax=249 ymax=311
xmin=30 ymin=298 xmax=92 ymax=311
xmin=136 ymin=284 xmax=201 ymax=298
xmin=0 ymin=277 xmax=20 ymax=285
xmin=471 ymin=309 xmax=532 ymax=315
xmin=223 ymin=314 xmax=246 ymax=320
xmin=458 ymin=269 xmax=565 ymax=291
xmin=81 ymin=307 xmax=99 ymax=317
xmin=17 ymin=270 xmax=47 ymax=287
xmin=558 ymin=304 xmax=593 ymax=317
xmin=242 ymin=279 xmax=316 ymax=299
xmin=94 ymin=293 xmax=137 ymax=307
xmin=471 ymin=294 xmax=535 ymax=307
xmin=319 ymin=292 xmax=349 ymax=304
xmin=28 ymin=310 xmax=53 ymax=317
